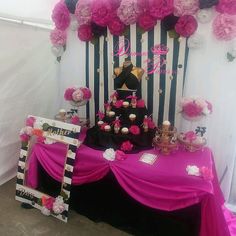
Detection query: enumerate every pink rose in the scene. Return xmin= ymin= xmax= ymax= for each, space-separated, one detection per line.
xmin=26 ymin=116 xmax=36 ymax=127
xmin=182 ymin=101 xmax=203 ymax=118
xmin=120 ymin=140 xmax=133 ymax=152
xmin=52 ymin=1 xmax=70 ymax=31
xmin=175 ymin=15 xmax=198 ymax=37
xmin=129 ymin=125 xmax=140 ymax=135
xmin=71 ymin=115 xmax=80 ymax=125
xmin=75 ymin=0 xmax=92 ymax=25
xmin=80 ymin=87 xmax=92 ymax=100
xmin=174 ymin=0 xmax=199 ymax=16
xmin=200 ymin=166 xmax=213 ymax=181
xmin=115 ymin=150 xmax=127 ymax=161
xmin=149 ymin=0 xmax=174 ymax=20
xmin=50 ymin=28 xmax=67 ymax=46
xmin=108 ymin=17 xmax=126 ymax=36
xmin=216 ymin=0 xmax=236 ymax=15
xmin=64 ymin=87 xmax=76 ymax=101
xmin=213 ymin=14 xmax=236 ymax=41
xmin=77 ymin=24 xmax=93 ymax=42
xmin=137 ymin=99 xmax=145 ymax=108
xmin=72 ymin=89 xmax=84 ymax=102
xmin=138 ymin=13 xmax=157 ymax=31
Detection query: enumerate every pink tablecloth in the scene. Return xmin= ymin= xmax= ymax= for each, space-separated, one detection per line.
xmin=27 ymin=140 xmax=232 ymax=236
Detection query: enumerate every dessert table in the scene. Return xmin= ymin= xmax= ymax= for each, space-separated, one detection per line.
xmin=26 ymin=133 xmax=232 ymax=236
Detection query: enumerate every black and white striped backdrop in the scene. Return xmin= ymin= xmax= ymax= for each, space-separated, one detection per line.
xmin=85 ymin=23 xmax=189 ymax=128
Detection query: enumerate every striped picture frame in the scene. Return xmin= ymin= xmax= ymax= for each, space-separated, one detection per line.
xmin=15 ymin=116 xmax=81 ymax=223
xmin=85 ymin=24 xmax=189 ymax=129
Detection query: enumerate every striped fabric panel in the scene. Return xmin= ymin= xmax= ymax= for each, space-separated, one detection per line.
xmin=85 ymin=24 xmax=189 ymax=127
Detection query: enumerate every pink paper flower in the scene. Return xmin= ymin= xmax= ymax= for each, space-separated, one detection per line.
xmin=149 ymin=0 xmax=174 ymax=20
xmin=91 ymin=0 xmax=114 ymax=27
xmin=77 ymin=24 xmax=93 ymax=42
xmin=147 ymin=118 xmax=156 ymax=129
xmin=26 ymin=116 xmax=36 ymax=127
xmin=200 ymin=166 xmax=214 ymax=181
xmin=213 ymin=14 xmax=236 ymax=41
xmin=182 ymin=101 xmax=203 ymax=118
xmin=71 ymin=115 xmax=80 ymax=125
xmin=96 ymin=111 xmax=105 ymax=120
xmin=108 ymin=17 xmax=126 ymax=36
xmin=175 ymin=15 xmax=198 ymax=37
xmin=52 ymin=0 xmax=70 ymax=31
xmin=216 ymin=0 xmax=236 ymax=15
xmin=114 ymin=100 xmax=124 ymax=108
xmin=72 ymin=89 xmax=84 ymax=102
xmin=115 ymin=150 xmax=127 ymax=161
xmin=42 ymin=197 xmax=55 ymax=210
xmin=117 ymin=0 xmax=142 ymax=25
xmin=129 ymin=125 xmax=140 ymax=135
xmin=64 ymin=87 xmax=76 ymax=101
xmin=20 ymin=134 xmax=30 ymax=142
xmin=80 ymin=87 xmax=92 ymax=99
xmin=137 ymin=99 xmax=145 ymax=108
xmin=138 ymin=13 xmax=157 ymax=31
xmin=185 ymin=131 xmax=197 ymax=142
xmin=50 ymin=28 xmax=67 ymax=46
xmin=75 ymin=0 xmax=92 ymax=25
xmin=174 ymin=0 xmax=199 ymax=16
xmin=120 ymin=140 xmax=133 ymax=152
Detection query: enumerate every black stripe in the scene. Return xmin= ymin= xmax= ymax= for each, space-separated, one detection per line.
xmin=113 ymin=35 xmax=119 ymax=72
xmin=125 ymin=26 xmax=131 ymax=60
xmin=17 ymin=166 xmax=25 ymax=173
xmin=183 ymin=40 xmax=189 ymax=92
xmin=86 ymin=42 xmax=90 ymax=119
xmin=16 ymin=178 xmax=24 ymax=185
xmin=64 ymin=170 xmax=73 ymax=179
xmin=62 ymin=183 xmax=71 ymax=192
xmin=136 ymin=25 xmax=142 ymax=98
xmin=66 ymin=157 xmax=75 ymax=166
xmin=19 ymin=156 xmax=26 ymax=162
xmin=68 ymin=144 xmax=77 ymax=153
xmin=94 ymin=39 xmax=100 ymax=119
xmin=104 ymin=34 xmax=108 ymax=101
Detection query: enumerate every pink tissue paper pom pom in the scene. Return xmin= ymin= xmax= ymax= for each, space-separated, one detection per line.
xmin=75 ymin=0 xmax=92 ymax=25
xmin=108 ymin=17 xmax=126 ymax=36
xmin=80 ymin=87 xmax=92 ymax=100
xmin=72 ymin=89 xmax=84 ymax=102
xmin=50 ymin=28 xmax=67 ymax=46
xmin=216 ymin=0 xmax=236 ymax=15
xmin=137 ymin=99 xmax=145 ymax=108
xmin=91 ymin=0 xmax=114 ymax=27
xmin=20 ymin=134 xmax=30 ymax=142
xmin=77 ymin=24 xmax=93 ymax=42
xmin=129 ymin=125 xmax=140 ymax=135
xmin=200 ymin=166 xmax=214 ymax=181
xmin=185 ymin=131 xmax=197 ymax=142
xmin=138 ymin=13 xmax=157 ymax=31
xmin=120 ymin=140 xmax=133 ymax=152
xmin=64 ymin=87 xmax=76 ymax=101
xmin=115 ymin=150 xmax=127 ymax=161
xmin=71 ymin=115 xmax=80 ymax=125
xmin=52 ymin=0 xmax=70 ymax=31
xmin=117 ymin=0 xmax=142 ymax=25
xmin=26 ymin=116 xmax=36 ymax=127
xmin=149 ymin=0 xmax=174 ymax=20
xmin=175 ymin=15 xmax=198 ymax=37
xmin=182 ymin=101 xmax=203 ymax=118
xmin=213 ymin=14 xmax=236 ymax=41
xmin=174 ymin=0 xmax=199 ymax=16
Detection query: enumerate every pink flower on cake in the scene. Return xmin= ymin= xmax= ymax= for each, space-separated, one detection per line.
xmin=50 ymin=28 xmax=67 ymax=46
xmin=64 ymin=87 xmax=76 ymax=101
xmin=75 ymin=0 xmax=92 ymax=25
xmin=149 ymin=0 xmax=174 ymax=20
xmin=114 ymin=100 xmax=124 ymax=108
xmin=213 ymin=14 xmax=236 ymax=41
xmin=138 ymin=13 xmax=157 ymax=31
xmin=26 ymin=116 xmax=36 ymax=127
xmin=137 ymin=99 xmax=145 ymax=108
xmin=174 ymin=0 xmax=199 ymax=16
xmin=129 ymin=125 xmax=140 ymax=135
xmin=71 ymin=115 xmax=80 ymax=125
xmin=200 ymin=166 xmax=213 ymax=181
xmin=120 ymin=140 xmax=133 ymax=152
xmin=108 ymin=17 xmax=126 ymax=36
xmin=216 ymin=0 xmax=236 ymax=15
xmin=52 ymin=0 xmax=70 ymax=31
xmin=77 ymin=24 xmax=93 ymax=42
xmin=117 ymin=0 xmax=142 ymax=25
xmin=175 ymin=15 xmax=198 ymax=37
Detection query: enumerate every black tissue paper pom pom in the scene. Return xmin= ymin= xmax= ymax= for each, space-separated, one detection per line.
xmin=162 ymin=14 xmax=179 ymax=31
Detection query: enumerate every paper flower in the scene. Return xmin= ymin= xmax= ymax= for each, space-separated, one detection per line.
xmin=72 ymin=89 xmax=84 ymax=102
xmin=115 ymin=150 xmax=127 ymax=161
xmin=197 ymin=9 xmax=214 ymax=24
xmin=42 ymin=196 xmax=55 ymax=210
xmin=100 ymin=122 xmax=108 ymax=130
xmin=114 ymin=100 xmax=124 ymax=108
xmin=51 ymin=45 xmax=64 ymax=57
xmin=52 ymin=1 xmax=70 ymax=30
xmin=187 ymin=34 xmax=204 ymax=49
xmin=213 ymin=14 xmax=236 ymax=41
xmin=80 ymin=87 xmax=92 ymax=99
xmin=65 ymin=0 xmax=78 ymax=14
xmin=103 ymin=148 xmax=116 ymax=161
xmin=186 ymin=165 xmax=200 ymax=176
xmin=148 ymin=118 xmax=156 ymax=129
xmin=129 ymin=125 xmax=140 ymax=135
xmin=138 ymin=13 xmax=157 ymax=31
xmin=216 ymin=0 xmax=236 ymax=15
xmin=185 ymin=131 xmax=197 ymax=141
xmin=64 ymin=87 xmax=76 ymax=101
xmin=91 ymin=22 xmax=107 ymax=37
xmin=149 ymin=0 xmax=174 ymax=20
xmin=52 ymin=196 xmax=65 ymax=214
xmin=50 ymin=28 xmax=67 ymax=46
xmin=64 ymin=87 xmax=91 ymax=106
xmin=175 ymin=15 xmax=198 ymax=37
xmin=199 ymin=0 xmax=219 ymax=9
xmin=26 ymin=116 xmax=36 ymax=127
xmin=120 ymin=140 xmax=133 ymax=152
xmin=117 ymin=0 xmax=142 ymax=25
xmin=71 ymin=115 xmax=80 ymax=125
xmin=75 ymin=0 xmax=92 ymax=25
xmin=91 ymin=0 xmax=114 ymax=27
xmin=96 ymin=111 xmax=105 ymax=120
xmin=20 ymin=133 xmax=30 ymax=142
xmin=137 ymin=99 xmax=145 ymax=108
xmin=162 ymin=14 xmax=179 ymax=31
xmin=77 ymin=24 xmax=93 ymax=42
xmin=174 ymin=0 xmax=199 ymax=16
xmin=108 ymin=17 xmax=126 ymax=36
xmin=200 ymin=166 xmax=213 ymax=180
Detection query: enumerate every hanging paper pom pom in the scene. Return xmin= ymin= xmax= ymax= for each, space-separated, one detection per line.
xmin=138 ymin=13 xmax=157 ymax=31
xmin=216 ymin=0 xmax=236 ymax=15
xmin=149 ymin=0 xmax=174 ymax=20
xmin=77 ymin=24 xmax=93 ymax=42
xmin=199 ymin=0 xmax=219 ymax=9
xmin=174 ymin=0 xmax=199 ymax=17
xmin=64 ymin=0 xmax=78 ymax=14
xmin=108 ymin=17 xmax=126 ymax=36
xmin=52 ymin=1 xmax=71 ymax=30
xmin=213 ymin=14 xmax=236 ymax=41
xmin=197 ymin=9 xmax=214 ymax=24
xmin=50 ymin=28 xmax=67 ymax=46
xmin=75 ymin=0 xmax=92 ymax=26
xmin=175 ymin=15 xmax=198 ymax=37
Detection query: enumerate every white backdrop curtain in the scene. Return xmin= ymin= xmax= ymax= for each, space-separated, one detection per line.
xmin=181 ymin=21 xmax=236 ymax=208
xmin=0 ymin=20 xmax=59 ymax=185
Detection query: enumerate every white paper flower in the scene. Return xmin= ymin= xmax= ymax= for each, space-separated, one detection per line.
xmin=197 ymin=9 xmax=213 ymax=24
xmin=41 ymin=206 xmax=51 ymax=216
xmin=187 ymin=34 xmax=204 ymax=49
xmin=51 ymin=45 xmax=64 ymax=57
xmin=186 ymin=165 xmax=200 ymax=176
xmin=52 ymin=196 xmax=65 ymax=214
xmin=103 ymin=148 xmax=116 ymax=161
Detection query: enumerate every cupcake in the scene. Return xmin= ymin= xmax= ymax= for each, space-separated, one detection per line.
xmin=104 ymin=125 xmax=111 ymax=132
xmin=129 ymin=114 xmax=136 ymax=122
xmin=97 ymin=120 xmax=104 ymax=126
xmin=121 ymin=127 xmax=129 ymax=134
xmin=108 ymin=111 xmax=115 ymax=117
xmin=123 ymin=101 xmax=129 ymax=108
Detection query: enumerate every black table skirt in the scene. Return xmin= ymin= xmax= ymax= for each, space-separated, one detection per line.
xmin=38 ymin=164 xmax=201 ymax=236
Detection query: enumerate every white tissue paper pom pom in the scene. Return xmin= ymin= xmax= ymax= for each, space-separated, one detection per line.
xmin=52 ymin=196 xmax=65 ymax=214
xmin=197 ymin=9 xmax=213 ymax=24
xmin=187 ymin=34 xmax=204 ymax=49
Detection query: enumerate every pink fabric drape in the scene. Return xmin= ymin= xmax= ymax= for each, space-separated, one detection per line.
xmin=27 ymin=140 xmax=233 ymax=236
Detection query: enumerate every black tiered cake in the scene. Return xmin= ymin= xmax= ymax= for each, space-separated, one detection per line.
xmin=84 ymin=62 xmax=156 ymax=153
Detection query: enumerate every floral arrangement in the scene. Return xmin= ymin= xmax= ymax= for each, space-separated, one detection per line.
xmin=120 ymin=140 xmax=133 ymax=152
xmin=103 ymin=148 xmax=126 ymax=161
xmin=64 ymin=86 xmax=92 ymax=107
xmin=41 ymin=196 xmax=65 ymax=216
xmin=186 ymin=165 xmax=213 ymax=180
xmin=180 ymin=97 xmax=212 ymax=121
